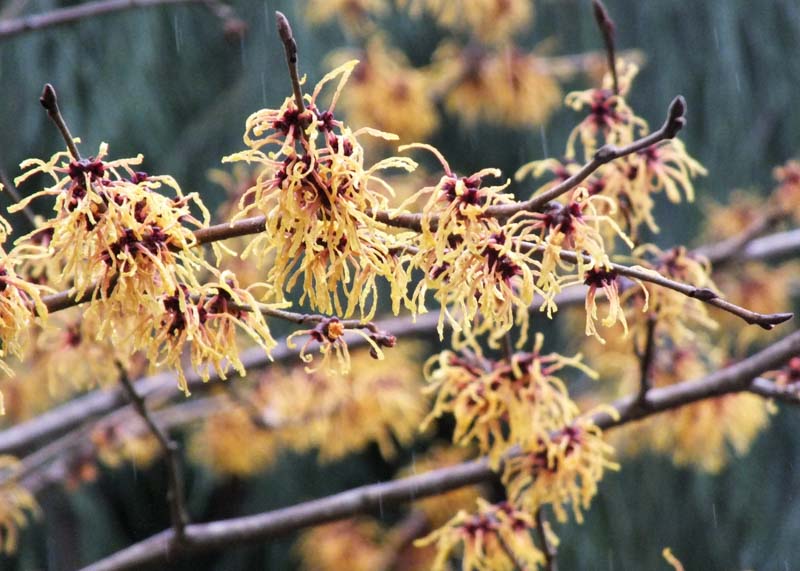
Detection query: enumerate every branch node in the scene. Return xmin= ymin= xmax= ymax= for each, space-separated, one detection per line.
xmin=690 ymin=287 xmax=717 ymax=301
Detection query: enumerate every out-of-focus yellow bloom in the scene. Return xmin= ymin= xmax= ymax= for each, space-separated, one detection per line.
xmin=189 ymin=404 xmax=280 ymax=476
xmin=91 ymin=421 xmax=161 ymax=469
xmin=0 ymin=456 xmax=38 ymax=553
xmin=503 ymin=416 xmax=618 ymax=523
xmin=306 ymin=0 xmax=389 ymax=33
xmin=224 ymin=60 xmax=417 ymax=320
xmin=416 ymin=498 xmax=546 ymax=571
xmin=330 ymin=39 xmax=439 ymax=143
xmin=399 ymin=446 xmax=483 ymax=528
xmin=297 ymin=519 xmax=389 ymax=571
xmin=609 ymin=341 xmax=770 ymax=473
xmin=773 ymin=159 xmax=800 ymax=222
xmin=274 ymin=345 xmax=425 ymax=461
xmin=402 ymin=0 xmax=534 ymax=44
xmin=422 ymin=335 xmax=594 ymax=466
xmin=431 ymin=43 xmax=561 ymax=128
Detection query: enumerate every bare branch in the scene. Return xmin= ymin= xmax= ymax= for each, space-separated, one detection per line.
xmin=117 ymin=363 xmax=189 ymax=542
xmin=591 ymin=0 xmax=618 ymax=95
xmin=635 ymin=315 xmax=657 ymax=404
xmin=39 ymin=84 xmax=81 ymax=161
xmin=78 ymin=329 xmax=800 ymax=571
xmin=748 ymin=377 xmax=800 ymax=405
xmin=275 ymin=11 xmax=305 ymax=114
xmin=0 ymin=0 xmax=240 ymax=41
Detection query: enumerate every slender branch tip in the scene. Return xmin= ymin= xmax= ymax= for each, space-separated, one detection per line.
xmin=665 ymin=95 xmax=687 ymax=138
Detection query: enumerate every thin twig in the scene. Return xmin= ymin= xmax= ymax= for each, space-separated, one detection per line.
xmin=0 ymin=0 xmax=239 ymax=41
xmin=39 ymin=84 xmax=81 ymax=161
xmin=635 ymin=316 xmax=657 ymax=404
xmin=591 ymin=0 xmax=618 ymax=94
xmin=78 ymin=329 xmax=800 ymax=571
xmin=275 ymin=11 xmax=305 ymax=114
xmin=0 ymin=164 xmax=37 ymax=230
xmin=116 ymin=362 xmax=189 ymax=543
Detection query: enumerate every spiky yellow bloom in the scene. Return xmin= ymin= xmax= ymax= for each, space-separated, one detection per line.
xmin=297 ymin=519 xmax=389 ymax=571
xmin=397 ymin=144 xmax=539 ymax=347
xmin=431 ymin=43 xmax=561 ymax=128
xmin=12 ymin=145 xmax=211 ymax=306
xmin=188 ymin=404 xmax=280 ymax=476
xmin=224 ymin=60 xmax=416 ymax=320
xmin=402 ymin=0 xmax=534 ymax=44
xmin=399 ymin=446 xmax=484 ymax=528
xmin=422 ymin=335 xmax=594 ymax=466
xmin=0 ymin=456 xmax=38 ymax=553
xmin=0 ymin=249 xmax=50 ymax=391
xmin=416 ymin=499 xmax=546 ymax=571
xmin=132 ymin=270 xmax=277 ymax=394
xmin=502 ymin=417 xmax=619 ymax=523
xmin=513 ymin=187 xmax=633 ymax=309
xmin=564 ymin=61 xmax=647 ymax=159
xmin=330 ymin=39 xmax=439 ymax=142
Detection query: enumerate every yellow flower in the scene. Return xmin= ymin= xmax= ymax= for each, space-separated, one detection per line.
xmin=189 ymin=404 xmax=280 ymax=476
xmin=134 ymin=270 xmax=278 ymax=395
xmin=297 ymin=519 xmax=389 ymax=571
xmin=773 ymin=159 xmax=800 ymax=222
xmin=564 ymin=60 xmax=647 ymax=159
xmin=432 ymin=43 xmax=562 ymax=128
xmin=402 ymin=0 xmax=534 ymax=44
xmin=502 ymin=417 xmax=619 ymax=523
xmin=0 ymin=455 xmax=38 ymax=553
xmin=268 ymin=344 xmax=426 ymax=461
xmin=0 ymin=249 xmax=50 ymax=395
xmin=416 ymin=498 xmax=546 ymax=571
xmin=422 ymin=335 xmax=593 ymax=466
xmin=306 ymin=0 xmax=389 ymax=33
xmin=330 ymin=38 xmax=439 ymax=142
xmin=91 ymin=420 xmax=161 ymax=469
xmin=225 ymin=60 xmax=417 ymax=319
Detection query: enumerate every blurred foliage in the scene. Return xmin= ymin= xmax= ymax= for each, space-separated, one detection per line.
xmin=1 ymin=0 xmax=800 ymax=569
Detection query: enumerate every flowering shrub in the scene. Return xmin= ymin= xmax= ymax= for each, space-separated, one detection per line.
xmin=0 ymin=1 xmax=798 ymax=570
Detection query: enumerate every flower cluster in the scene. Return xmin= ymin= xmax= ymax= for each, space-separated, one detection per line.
xmin=224 ymin=61 xmax=417 ymax=321
xmin=416 ymin=499 xmax=547 ymax=571
xmin=0 ymin=456 xmax=38 ymax=553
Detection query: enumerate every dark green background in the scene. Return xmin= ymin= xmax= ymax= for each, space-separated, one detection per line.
xmin=2 ymin=0 xmax=800 ymax=569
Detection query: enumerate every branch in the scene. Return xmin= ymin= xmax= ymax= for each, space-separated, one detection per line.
xmin=40 ymin=84 xmax=81 ymax=161
xmin=748 ymin=377 xmax=800 ymax=405
xmin=275 ymin=11 xmax=305 ymax=115
xmin=525 ymin=241 xmax=794 ymax=329
xmin=591 ymin=0 xmax=618 ymax=94
xmin=11 ymin=223 xmax=798 ymax=458
xmin=635 ymin=315 xmax=657 ymax=403
xmin=117 ymin=363 xmax=189 ymax=542
xmin=0 ymin=0 xmax=240 ymax=41
xmin=78 ymin=329 xmax=800 ymax=571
